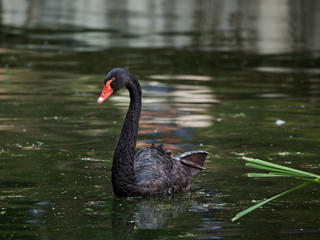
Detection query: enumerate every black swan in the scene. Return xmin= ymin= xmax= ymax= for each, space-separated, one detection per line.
xmin=97 ymin=68 xmax=207 ymax=197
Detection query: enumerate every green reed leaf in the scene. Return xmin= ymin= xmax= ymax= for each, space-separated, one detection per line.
xmin=232 ymin=182 xmax=311 ymax=222
xmin=242 ymin=157 xmax=320 ymax=179
xmin=246 ymin=173 xmax=291 ymax=178
xmin=245 ymin=163 xmax=293 ymax=174
xmin=232 ymin=157 xmax=320 ymax=222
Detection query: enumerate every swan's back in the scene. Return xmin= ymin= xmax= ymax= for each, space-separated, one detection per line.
xmin=133 ymin=144 xmax=206 ymax=196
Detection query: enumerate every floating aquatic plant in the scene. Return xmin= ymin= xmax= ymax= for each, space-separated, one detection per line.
xmin=232 ymin=156 xmax=320 ymax=222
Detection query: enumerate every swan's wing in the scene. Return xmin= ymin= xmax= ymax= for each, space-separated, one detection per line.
xmin=133 ymin=145 xmax=203 ymax=195
xmin=134 ymin=145 xmax=173 ymax=183
xmin=173 ymin=151 xmax=207 ymax=176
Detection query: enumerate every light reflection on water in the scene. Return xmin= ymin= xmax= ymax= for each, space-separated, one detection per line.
xmin=2 ymin=0 xmax=320 ymax=53
xmin=255 ymin=66 xmax=320 ymax=75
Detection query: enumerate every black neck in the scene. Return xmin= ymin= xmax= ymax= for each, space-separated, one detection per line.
xmin=111 ymin=78 xmax=142 ymax=196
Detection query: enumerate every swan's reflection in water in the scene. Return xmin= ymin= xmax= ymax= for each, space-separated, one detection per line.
xmin=112 ymin=197 xmax=183 ymax=231
xmin=112 ymin=196 xmax=185 ymax=239
xmin=110 ymin=191 xmax=234 ymax=239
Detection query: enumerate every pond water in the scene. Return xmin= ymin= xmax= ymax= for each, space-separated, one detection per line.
xmin=1 ymin=0 xmax=320 ymax=239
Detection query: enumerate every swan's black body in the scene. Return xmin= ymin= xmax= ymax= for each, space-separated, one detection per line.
xmin=98 ymin=68 xmax=207 ymax=197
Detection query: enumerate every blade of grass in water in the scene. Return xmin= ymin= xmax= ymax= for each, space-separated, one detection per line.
xmin=245 ymin=163 xmax=294 ymax=175
xmin=246 ymin=173 xmax=292 ymax=178
xmin=245 ymin=163 xmax=317 ymax=178
xmin=246 ymin=172 xmax=317 ymax=178
xmin=243 ymin=157 xmax=320 ymax=178
xmin=232 ymin=157 xmax=320 ymax=222
xmin=298 ymin=178 xmax=320 ymax=185
xmin=231 ymin=182 xmax=311 ymax=222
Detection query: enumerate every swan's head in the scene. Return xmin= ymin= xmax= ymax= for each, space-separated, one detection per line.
xmin=97 ymin=68 xmax=132 ymax=104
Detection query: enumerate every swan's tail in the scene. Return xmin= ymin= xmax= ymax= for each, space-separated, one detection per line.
xmin=174 ymin=151 xmax=207 ymax=176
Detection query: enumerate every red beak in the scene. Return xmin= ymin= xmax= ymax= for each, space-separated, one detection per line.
xmin=97 ymin=80 xmax=113 ymax=104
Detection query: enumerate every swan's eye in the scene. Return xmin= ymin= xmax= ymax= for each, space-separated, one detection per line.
xmin=111 ymin=77 xmax=115 ymax=81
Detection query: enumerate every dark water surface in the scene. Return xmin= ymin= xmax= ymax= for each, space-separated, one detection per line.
xmin=1 ymin=0 xmax=320 ymax=239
